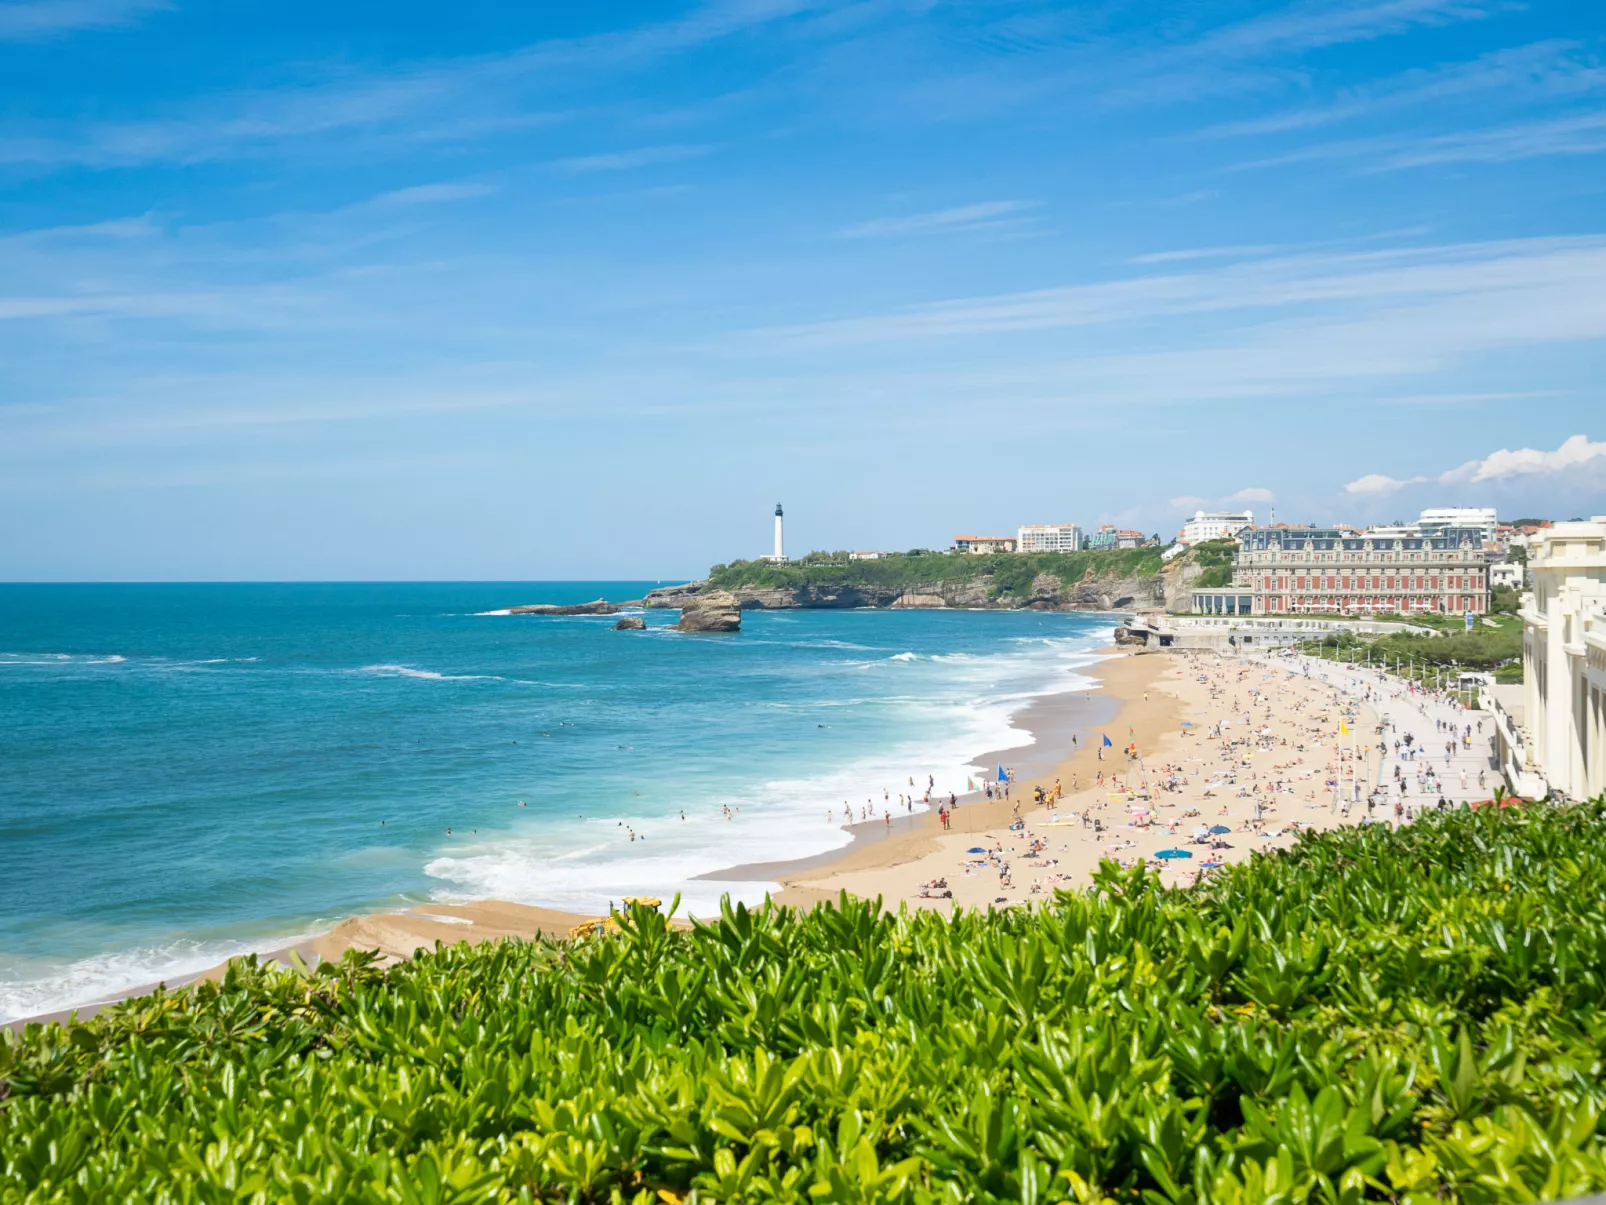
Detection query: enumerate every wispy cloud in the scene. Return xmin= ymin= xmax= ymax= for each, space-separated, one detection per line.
xmin=1234 ymin=108 xmax=1606 ymax=173
xmin=0 ymin=0 xmax=166 ymax=40
xmin=838 ymin=200 xmax=1040 ymax=240
xmin=1374 ymin=389 xmax=1566 ymax=406
xmin=548 ymin=143 xmax=713 ymax=174
xmin=1192 ymin=0 xmax=1507 ymax=58
xmin=752 ymin=235 xmax=1606 ymax=346
xmin=0 ymin=1 xmax=824 ymax=167
xmin=1202 ymin=40 xmax=1605 ymax=140
xmin=1345 ymin=434 xmax=1606 ymax=493
xmin=1128 ymin=244 xmax=1290 ymax=264
xmin=370 ymin=182 xmax=496 ymax=206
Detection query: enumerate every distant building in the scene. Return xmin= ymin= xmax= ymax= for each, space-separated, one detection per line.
xmin=1418 ymin=507 xmax=1499 ymax=545
xmin=1190 ymin=586 xmax=1255 ymax=615
xmin=1085 ymin=525 xmax=1119 ymax=551
xmin=1178 ymin=510 xmax=1254 ymax=545
xmin=1017 ymin=523 xmax=1083 ymax=552
xmin=1490 ymin=561 xmax=1525 ymax=589
xmin=1236 ymin=525 xmax=1491 ymax=616
xmin=1510 ymin=517 xmax=1606 ymax=799
xmin=953 ymin=535 xmax=1018 ymax=554
xmin=848 ymin=550 xmax=889 ymax=560
xmin=1115 ymin=530 xmax=1148 ymax=549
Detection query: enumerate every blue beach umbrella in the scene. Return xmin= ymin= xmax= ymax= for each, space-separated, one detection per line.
xmin=967 ymin=847 xmax=986 ymax=854
xmin=1208 ymin=825 xmax=1231 ymax=834
xmin=1154 ymin=848 xmax=1193 ymax=860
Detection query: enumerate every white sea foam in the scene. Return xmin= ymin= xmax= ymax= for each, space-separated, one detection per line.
xmin=473 ymin=609 xmax=513 ymax=616
xmin=355 ymin=664 xmax=500 ymax=682
xmin=889 ymin=652 xmax=919 ymax=661
xmin=422 ymin=629 xmax=1109 ymax=918
xmin=1 ymin=651 xmax=128 ymax=666
xmin=0 ymin=930 xmax=321 ymax=1025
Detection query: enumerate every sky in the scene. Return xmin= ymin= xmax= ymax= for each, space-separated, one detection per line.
xmin=1 ymin=0 xmax=1604 ymax=580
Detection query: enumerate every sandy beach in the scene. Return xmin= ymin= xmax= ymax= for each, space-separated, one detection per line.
xmin=16 ymin=641 xmax=1420 ymax=1030
xmin=770 ymin=645 xmax=1388 ymax=911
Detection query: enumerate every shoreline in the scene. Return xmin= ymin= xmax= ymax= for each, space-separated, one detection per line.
xmin=7 ymin=626 xmax=1135 ymax=1030
xmin=768 ymin=649 xmax=1175 ymax=907
xmin=12 ymin=638 xmax=1497 ymax=1031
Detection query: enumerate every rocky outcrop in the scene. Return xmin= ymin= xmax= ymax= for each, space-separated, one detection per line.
xmin=675 ymin=590 xmax=742 ymax=633
xmin=508 ymin=598 xmax=619 ymax=616
xmin=613 ymin=616 xmax=646 ymax=630
xmin=641 ymin=583 xmax=704 ymax=609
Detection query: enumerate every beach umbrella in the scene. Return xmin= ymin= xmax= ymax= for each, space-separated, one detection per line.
xmin=967 ymin=847 xmax=986 ymax=853
xmin=1208 ymin=824 xmax=1231 ymax=834
xmin=1154 ymin=848 xmax=1193 ymax=859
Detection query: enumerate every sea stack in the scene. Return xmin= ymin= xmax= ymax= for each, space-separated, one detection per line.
xmin=613 ymin=616 xmax=646 ymax=630
xmin=675 ymin=590 xmax=742 ymax=633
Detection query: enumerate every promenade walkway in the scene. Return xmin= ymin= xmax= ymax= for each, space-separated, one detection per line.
xmin=1249 ymin=649 xmax=1500 ymax=811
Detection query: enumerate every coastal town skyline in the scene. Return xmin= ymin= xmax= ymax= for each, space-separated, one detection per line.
xmin=2 ymin=1 xmax=1603 ymax=580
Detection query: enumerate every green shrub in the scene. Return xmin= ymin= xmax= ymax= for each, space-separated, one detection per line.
xmin=7 ymin=803 xmax=1606 ymax=1202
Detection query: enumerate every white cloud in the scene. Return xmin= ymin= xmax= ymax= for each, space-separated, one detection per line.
xmin=1344 ymin=434 xmax=1606 ymax=494
xmin=1229 ymin=487 xmax=1276 ymax=503
xmin=1168 ymin=495 xmax=1208 ymax=510
xmin=839 ymin=201 xmax=1040 ymax=240
xmin=1467 ymin=434 xmax=1606 ymax=482
xmin=1345 ymin=472 xmax=1413 ymax=495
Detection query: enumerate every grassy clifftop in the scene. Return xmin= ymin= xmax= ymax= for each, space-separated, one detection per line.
xmin=707 ymin=547 xmax=1168 ymax=600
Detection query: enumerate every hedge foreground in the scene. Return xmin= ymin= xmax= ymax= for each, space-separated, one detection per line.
xmin=6 ymin=803 xmax=1606 ymax=1204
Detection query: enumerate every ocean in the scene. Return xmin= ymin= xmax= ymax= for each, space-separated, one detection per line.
xmin=0 ymin=583 xmax=1112 ymax=1021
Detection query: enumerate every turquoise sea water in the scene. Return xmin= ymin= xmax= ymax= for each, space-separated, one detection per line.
xmin=0 ymin=583 xmax=1112 ymax=1019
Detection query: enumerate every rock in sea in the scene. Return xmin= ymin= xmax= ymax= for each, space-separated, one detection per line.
xmin=613 ymin=616 xmax=646 ymax=631
xmin=675 ymin=590 xmax=742 ymax=633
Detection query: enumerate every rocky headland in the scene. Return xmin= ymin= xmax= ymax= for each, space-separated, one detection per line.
xmin=639 ymin=560 xmax=1203 ymax=614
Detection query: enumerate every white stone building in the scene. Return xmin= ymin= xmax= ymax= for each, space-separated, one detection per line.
xmin=1418 ymin=507 xmax=1499 ymax=544
xmin=1512 ymin=518 xmax=1606 ymax=800
xmin=953 ymin=535 xmax=1018 ymax=554
xmin=1489 ymin=561 xmax=1525 ymax=590
xmin=1017 ymin=524 xmax=1083 ymax=552
xmin=1178 ymin=511 xmax=1254 ymax=545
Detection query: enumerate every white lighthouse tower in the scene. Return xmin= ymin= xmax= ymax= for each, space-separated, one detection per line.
xmin=764 ymin=503 xmax=788 ymax=563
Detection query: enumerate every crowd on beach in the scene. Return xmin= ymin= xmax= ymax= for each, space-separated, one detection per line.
xmin=789 ymin=642 xmax=1500 ymax=913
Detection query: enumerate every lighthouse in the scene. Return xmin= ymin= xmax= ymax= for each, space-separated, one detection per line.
xmin=768 ymin=503 xmax=786 ymax=562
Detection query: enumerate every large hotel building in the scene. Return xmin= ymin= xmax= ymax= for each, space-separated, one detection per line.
xmin=1226 ymin=525 xmax=1491 ymax=616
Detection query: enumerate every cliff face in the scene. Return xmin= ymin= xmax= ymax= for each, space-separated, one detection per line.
xmin=643 ymin=557 xmax=1203 ymax=614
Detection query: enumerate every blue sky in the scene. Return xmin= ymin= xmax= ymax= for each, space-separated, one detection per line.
xmin=2 ymin=0 xmax=1604 ymax=580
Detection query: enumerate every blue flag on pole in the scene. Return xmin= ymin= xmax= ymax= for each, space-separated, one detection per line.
xmin=1102 ymin=733 xmax=1113 ymax=747
xmin=997 ymin=765 xmax=1008 ymax=782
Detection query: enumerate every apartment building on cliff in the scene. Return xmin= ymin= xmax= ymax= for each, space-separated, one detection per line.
xmin=1017 ymin=523 xmax=1083 ymax=552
